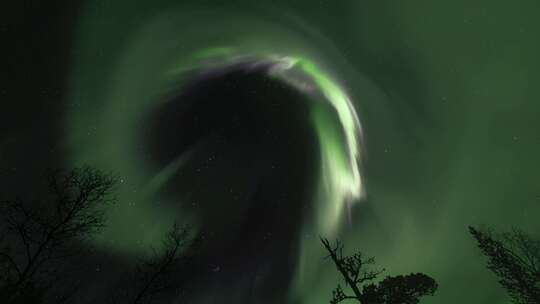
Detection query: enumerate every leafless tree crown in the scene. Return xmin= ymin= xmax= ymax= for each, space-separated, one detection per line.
xmin=0 ymin=166 xmax=117 ymax=302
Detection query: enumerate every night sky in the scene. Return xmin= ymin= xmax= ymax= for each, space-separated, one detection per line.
xmin=3 ymin=1 xmax=540 ymax=303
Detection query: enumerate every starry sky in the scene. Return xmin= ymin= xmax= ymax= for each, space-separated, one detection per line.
xmin=3 ymin=1 xmax=540 ymax=303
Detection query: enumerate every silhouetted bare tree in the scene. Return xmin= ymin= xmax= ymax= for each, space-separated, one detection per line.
xmin=0 ymin=167 xmax=117 ymax=303
xmin=469 ymin=226 xmax=540 ymax=304
xmin=321 ymin=238 xmax=437 ymax=304
xmin=109 ymin=223 xmax=196 ymax=304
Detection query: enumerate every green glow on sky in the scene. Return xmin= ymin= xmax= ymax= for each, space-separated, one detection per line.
xmin=64 ymin=1 xmax=540 ymax=303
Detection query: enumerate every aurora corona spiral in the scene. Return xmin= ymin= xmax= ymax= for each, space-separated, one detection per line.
xmin=66 ymin=4 xmax=375 ymax=304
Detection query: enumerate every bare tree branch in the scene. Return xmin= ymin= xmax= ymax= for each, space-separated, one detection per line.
xmin=109 ymin=223 xmax=195 ymax=304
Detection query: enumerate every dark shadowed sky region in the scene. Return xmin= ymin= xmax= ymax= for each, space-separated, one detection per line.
xmin=2 ymin=1 xmax=540 ymax=303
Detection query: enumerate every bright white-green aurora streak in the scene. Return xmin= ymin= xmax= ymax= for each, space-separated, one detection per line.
xmin=165 ymin=51 xmax=365 ymax=235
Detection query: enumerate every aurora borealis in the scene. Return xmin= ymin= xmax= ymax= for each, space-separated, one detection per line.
xmin=3 ymin=0 xmax=540 ymax=303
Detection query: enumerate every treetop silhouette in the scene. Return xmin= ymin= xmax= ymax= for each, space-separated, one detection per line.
xmin=321 ymin=238 xmax=437 ymax=304
xmin=469 ymin=226 xmax=540 ymax=304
